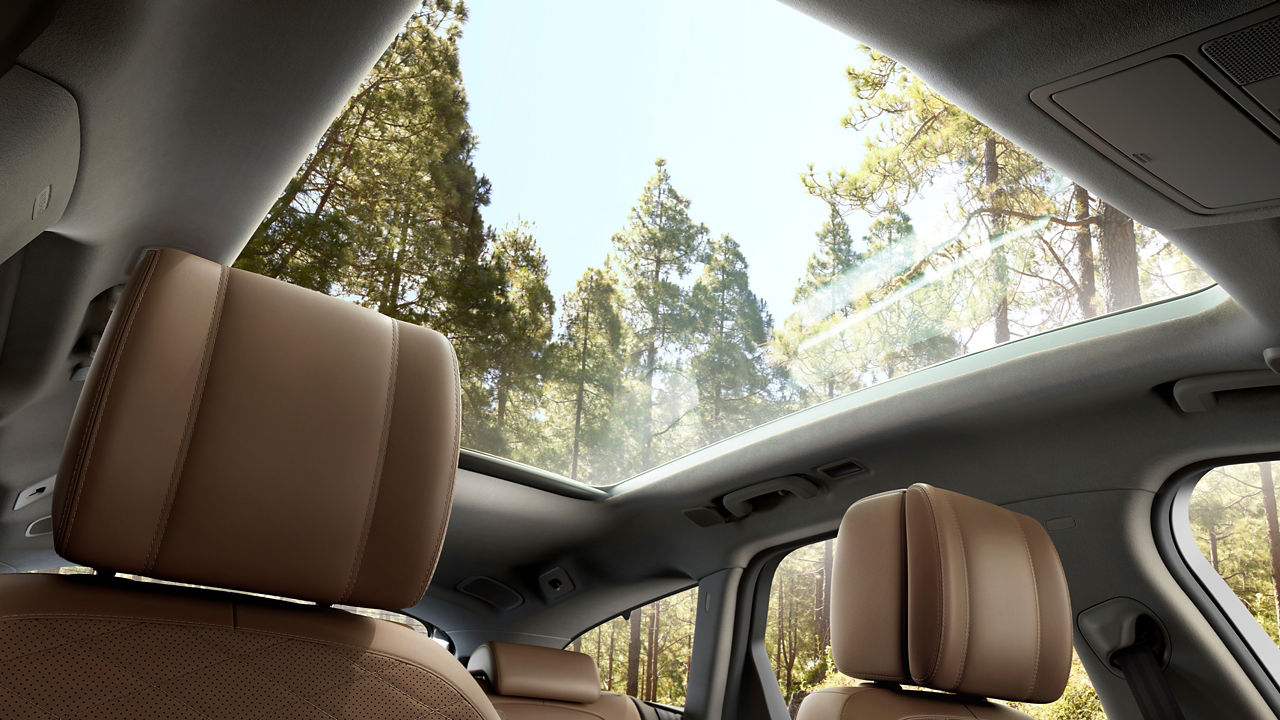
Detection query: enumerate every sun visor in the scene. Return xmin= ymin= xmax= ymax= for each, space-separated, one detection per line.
xmin=1033 ymin=9 xmax=1280 ymax=216
xmin=0 ymin=66 xmax=79 ymax=265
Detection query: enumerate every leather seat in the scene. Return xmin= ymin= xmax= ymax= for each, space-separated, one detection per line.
xmin=468 ymin=641 xmax=641 ymax=719
xmin=0 ymin=249 xmax=499 ymax=719
xmin=798 ymin=483 xmax=1073 ymax=720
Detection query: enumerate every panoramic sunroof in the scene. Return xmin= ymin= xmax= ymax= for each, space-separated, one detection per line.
xmin=235 ymin=1 xmax=1212 ymax=488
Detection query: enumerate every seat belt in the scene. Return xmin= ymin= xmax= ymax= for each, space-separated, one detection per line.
xmin=628 ymin=695 xmax=665 ymax=720
xmin=1111 ymin=641 xmax=1186 ymax=720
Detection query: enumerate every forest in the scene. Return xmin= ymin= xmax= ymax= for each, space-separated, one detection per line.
xmin=228 ymin=3 xmax=1263 ymax=717
xmin=1190 ymin=463 xmax=1280 ymax=643
xmin=235 ymin=1 xmax=1207 ymax=490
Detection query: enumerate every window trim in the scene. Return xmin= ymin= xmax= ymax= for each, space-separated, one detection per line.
xmin=730 ymin=534 xmax=835 ymax=720
xmin=1156 ymin=454 xmax=1280 ymax=715
xmin=562 ymin=581 xmax=702 ymax=710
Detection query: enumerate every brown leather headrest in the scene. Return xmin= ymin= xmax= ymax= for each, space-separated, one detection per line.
xmin=468 ymin=641 xmax=601 ymax=704
xmin=53 ymin=249 xmax=460 ymax=610
xmin=831 ymin=483 xmax=1071 ymax=703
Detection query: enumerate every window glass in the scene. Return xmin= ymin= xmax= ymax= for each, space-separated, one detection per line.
xmin=571 ymin=587 xmax=698 ymax=706
xmin=238 ymin=2 xmax=1214 ymax=489
xmin=1189 ymin=462 xmax=1280 ymax=643
xmin=765 ymin=541 xmax=1106 ymax=718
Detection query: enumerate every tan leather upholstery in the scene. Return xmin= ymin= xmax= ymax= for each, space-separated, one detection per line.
xmin=904 ymin=484 xmax=1072 ymax=703
xmin=469 ymin=642 xmax=601 ymax=704
xmin=53 ymin=248 xmax=460 ymax=610
xmin=829 ymin=490 xmax=909 ymax=684
xmin=800 ymin=483 xmax=1072 ymax=720
xmin=483 ymin=693 xmax=640 ymax=720
xmin=0 ymin=249 xmax=495 ymax=719
xmin=0 ymin=573 xmax=498 ymax=719
xmin=797 ymin=685 xmax=1042 ymax=720
xmin=468 ymin=642 xmax=641 ymax=720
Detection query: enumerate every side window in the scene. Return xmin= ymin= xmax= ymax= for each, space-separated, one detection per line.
xmin=571 ymin=587 xmax=698 ymax=707
xmin=1188 ymin=462 xmax=1280 ymax=644
xmin=764 ymin=540 xmax=1106 ymax=719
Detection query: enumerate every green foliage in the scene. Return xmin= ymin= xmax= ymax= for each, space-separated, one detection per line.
xmin=611 ymin=158 xmax=710 ymax=470
xmin=226 ymin=7 xmax=1248 ymax=712
xmin=1190 ymin=463 xmax=1280 ymax=641
xmin=574 ymin=588 xmax=700 ymax=706
xmin=776 ymin=48 xmax=1203 ymax=405
xmin=234 ymin=7 xmax=1209 ymax=497
xmin=688 ymin=235 xmax=777 ymax=444
xmin=466 ymin=223 xmax=556 ymax=457
xmin=538 ymin=267 xmax=626 ymax=480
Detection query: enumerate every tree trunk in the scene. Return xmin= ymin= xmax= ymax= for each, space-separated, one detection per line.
xmin=1073 ymin=184 xmax=1097 ymax=318
xmin=984 ymin=137 xmax=1010 ymax=343
xmin=774 ymin=592 xmax=784 ymax=684
xmin=607 ymin=625 xmax=616 ymax=691
xmin=641 ymin=335 xmax=656 ymax=468
xmin=821 ymin=539 xmax=834 ymax=652
xmin=572 ymin=637 xmax=582 ymax=653
xmin=646 ymin=601 xmax=662 ymax=701
xmin=626 ymin=610 xmax=642 ymax=697
xmin=814 ymin=568 xmax=823 ymax=658
xmin=1098 ymin=202 xmax=1141 ymax=311
xmin=993 ymin=298 xmax=1010 ymax=344
xmin=571 ymin=306 xmax=591 ymax=479
xmin=1260 ymin=462 xmax=1280 ymax=635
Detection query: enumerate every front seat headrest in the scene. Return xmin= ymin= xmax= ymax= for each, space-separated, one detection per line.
xmin=831 ymin=483 xmax=1072 ymax=703
xmin=468 ymin=641 xmax=602 ymax=704
xmin=53 ymin=248 xmax=460 ymax=610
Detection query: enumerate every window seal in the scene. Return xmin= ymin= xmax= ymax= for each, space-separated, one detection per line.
xmin=1154 ymin=454 xmax=1280 ymax=716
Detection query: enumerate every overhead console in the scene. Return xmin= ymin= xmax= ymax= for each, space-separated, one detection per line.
xmin=1033 ymin=8 xmax=1280 ymax=215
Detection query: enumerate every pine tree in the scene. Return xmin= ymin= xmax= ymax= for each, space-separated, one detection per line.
xmin=688 ymin=235 xmax=775 ymax=443
xmin=612 ymin=158 xmax=707 ymax=473
xmin=233 ymin=2 xmax=561 ymax=460
xmin=543 ymin=267 xmax=625 ymax=482
xmin=469 ymin=223 xmax=555 ymax=458
xmin=803 ymin=49 xmax=1144 ymax=341
xmin=794 ymin=204 xmax=863 ymax=306
xmin=237 ymin=2 xmax=486 ymax=298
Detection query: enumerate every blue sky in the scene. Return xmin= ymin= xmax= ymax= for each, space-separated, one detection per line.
xmin=456 ymin=0 xmax=871 ymax=321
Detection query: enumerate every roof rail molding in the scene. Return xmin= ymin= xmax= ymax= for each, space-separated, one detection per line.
xmin=458 ymin=450 xmax=608 ymax=500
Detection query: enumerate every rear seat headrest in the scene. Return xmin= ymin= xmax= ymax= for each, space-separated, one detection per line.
xmin=831 ymin=483 xmax=1072 ymax=703
xmin=468 ymin=641 xmax=601 ymax=704
xmin=53 ymin=249 xmax=461 ymax=610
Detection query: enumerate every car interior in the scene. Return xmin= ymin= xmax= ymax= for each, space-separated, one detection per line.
xmin=5 ymin=1 xmax=1280 ymax=719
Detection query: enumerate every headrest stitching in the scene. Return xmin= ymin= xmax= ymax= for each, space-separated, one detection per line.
xmin=414 ymin=335 xmax=460 ymax=602
xmin=1015 ymin=514 xmax=1042 ymax=701
xmin=941 ymin=491 xmax=971 ymax=692
xmin=916 ymin=488 xmax=948 ymax=686
xmin=145 ymin=264 xmax=229 ymax=574
xmin=60 ymin=250 xmax=161 ymax=554
xmin=340 ymin=319 xmax=400 ymax=604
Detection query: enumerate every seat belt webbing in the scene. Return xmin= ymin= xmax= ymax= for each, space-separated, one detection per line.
xmin=1111 ymin=643 xmax=1187 ymax=720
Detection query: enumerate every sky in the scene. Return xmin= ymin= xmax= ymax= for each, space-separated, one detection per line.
xmin=456 ymin=0 xmax=874 ymax=322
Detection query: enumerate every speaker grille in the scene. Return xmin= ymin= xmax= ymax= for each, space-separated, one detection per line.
xmin=1204 ymin=18 xmax=1280 ymax=85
